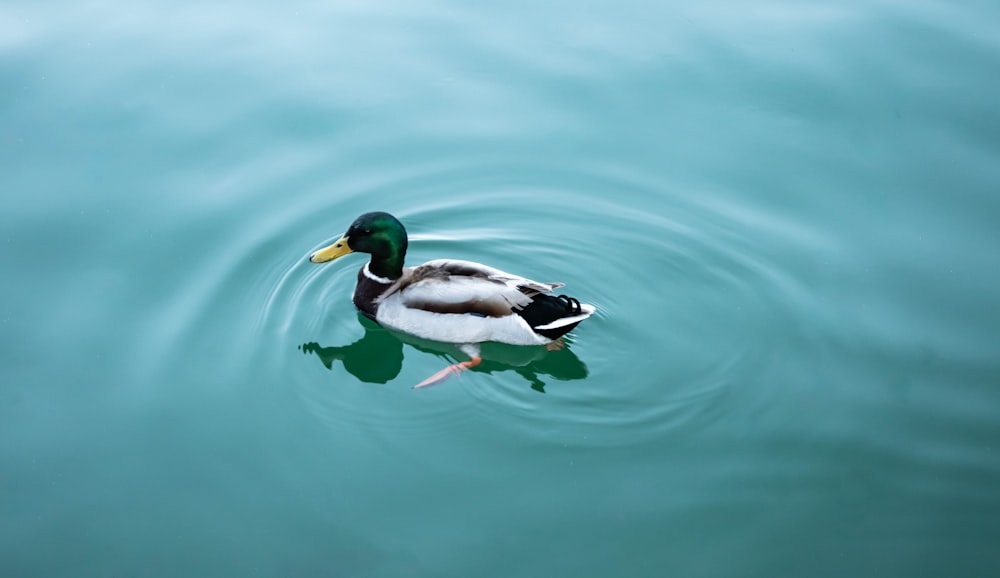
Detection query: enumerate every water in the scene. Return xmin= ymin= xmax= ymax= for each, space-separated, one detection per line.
xmin=3 ymin=0 xmax=1000 ymax=576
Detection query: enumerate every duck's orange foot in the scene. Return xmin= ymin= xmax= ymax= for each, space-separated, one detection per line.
xmin=414 ymin=357 xmax=482 ymax=389
xmin=545 ymin=338 xmax=566 ymax=352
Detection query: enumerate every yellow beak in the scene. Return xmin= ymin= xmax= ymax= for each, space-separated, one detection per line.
xmin=309 ymin=235 xmax=353 ymax=263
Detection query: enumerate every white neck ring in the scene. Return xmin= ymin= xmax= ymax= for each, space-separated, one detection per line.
xmin=363 ymin=262 xmax=392 ymax=284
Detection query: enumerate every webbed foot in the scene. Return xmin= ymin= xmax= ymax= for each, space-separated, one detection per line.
xmin=414 ymin=356 xmax=482 ymax=389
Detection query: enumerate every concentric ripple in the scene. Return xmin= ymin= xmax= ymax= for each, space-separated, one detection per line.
xmin=122 ymin=101 xmax=843 ymax=450
xmin=151 ymin=154 xmax=836 ymax=450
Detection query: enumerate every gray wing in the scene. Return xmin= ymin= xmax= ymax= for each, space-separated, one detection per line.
xmin=388 ymin=259 xmax=564 ymax=317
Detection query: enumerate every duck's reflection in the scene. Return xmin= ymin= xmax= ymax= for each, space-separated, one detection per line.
xmin=299 ymin=314 xmax=588 ymax=392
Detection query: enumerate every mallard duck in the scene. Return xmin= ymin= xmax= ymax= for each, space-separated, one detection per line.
xmin=309 ymin=211 xmax=595 ymax=387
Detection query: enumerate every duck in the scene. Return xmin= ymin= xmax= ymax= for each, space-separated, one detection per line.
xmin=308 ymin=211 xmax=595 ymax=387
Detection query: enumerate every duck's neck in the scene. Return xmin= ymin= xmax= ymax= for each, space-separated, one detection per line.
xmin=368 ymin=244 xmax=406 ymax=280
xmin=362 ymin=225 xmax=409 ymax=281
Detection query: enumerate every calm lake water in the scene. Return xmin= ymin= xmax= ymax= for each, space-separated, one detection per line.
xmin=3 ymin=0 xmax=1000 ymax=576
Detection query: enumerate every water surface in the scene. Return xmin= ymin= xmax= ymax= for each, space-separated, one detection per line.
xmin=3 ymin=0 xmax=1000 ymax=576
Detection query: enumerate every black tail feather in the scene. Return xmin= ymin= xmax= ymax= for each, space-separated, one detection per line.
xmin=516 ymin=294 xmax=585 ymax=339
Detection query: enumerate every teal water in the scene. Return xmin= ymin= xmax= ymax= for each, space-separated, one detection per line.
xmin=3 ymin=0 xmax=1000 ymax=576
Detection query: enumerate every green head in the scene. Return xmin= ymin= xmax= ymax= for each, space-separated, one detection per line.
xmin=309 ymin=212 xmax=408 ymax=279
